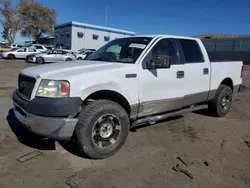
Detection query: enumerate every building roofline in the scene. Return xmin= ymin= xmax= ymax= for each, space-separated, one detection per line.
xmin=55 ymin=21 xmax=135 ymax=35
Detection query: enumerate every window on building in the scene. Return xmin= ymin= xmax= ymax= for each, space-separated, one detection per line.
xmin=93 ymin=34 xmax=99 ymax=40
xmin=178 ymin=39 xmax=204 ymax=63
xmin=77 ymin=32 xmax=84 ymax=38
xmin=104 ymin=36 xmax=110 ymax=41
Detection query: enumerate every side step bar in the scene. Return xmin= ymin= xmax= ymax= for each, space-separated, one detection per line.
xmin=132 ymin=104 xmax=208 ymax=126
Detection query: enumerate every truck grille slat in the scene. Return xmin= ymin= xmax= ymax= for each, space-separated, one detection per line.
xmin=18 ymin=74 xmax=36 ymax=99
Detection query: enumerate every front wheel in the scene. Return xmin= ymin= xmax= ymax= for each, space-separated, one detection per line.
xmin=74 ymin=100 xmax=130 ymax=159
xmin=208 ymin=85 xmax=233 ymax=117
xmin=8 ymin=54 xmax=15 ymax=59
xmin=65 ymin=58 xmax=72 ymax=61
xmin=36 ymin=57 xmax=44 ymax=64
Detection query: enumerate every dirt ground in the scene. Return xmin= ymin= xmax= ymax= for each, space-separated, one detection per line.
xmin=0 ymin=59 xmax=250 ymax=188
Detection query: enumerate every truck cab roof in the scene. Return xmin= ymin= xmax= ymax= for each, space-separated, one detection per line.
xmin=125 ymin=35 xmax=199 ymax=41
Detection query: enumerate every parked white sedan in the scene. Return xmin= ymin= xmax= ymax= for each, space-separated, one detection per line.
xmin=76 ymin=49 xmax=96 ymax=60
xmin=26 ymin=49 xmax=77 ymax=64
xmin=1 ymin=47 xmax=42 ymax=59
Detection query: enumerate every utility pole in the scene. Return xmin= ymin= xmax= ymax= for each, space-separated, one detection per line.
xmin=105 ymin=4 xmax=109 ymax=27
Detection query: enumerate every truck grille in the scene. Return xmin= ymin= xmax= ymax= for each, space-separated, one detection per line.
xmin=18 ymin=74 xmax=36 ymax=99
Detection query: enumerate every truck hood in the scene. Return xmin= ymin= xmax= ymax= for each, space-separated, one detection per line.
xmin=21 ymin=60 xmax=130 ymax=80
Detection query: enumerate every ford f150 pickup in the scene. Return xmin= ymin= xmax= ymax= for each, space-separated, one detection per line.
xmin=12 ymin=35 xmax=245 ymax=159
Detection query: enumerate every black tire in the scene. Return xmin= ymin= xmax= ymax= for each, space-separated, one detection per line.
xmin=74 ymin=100 xmax=130 ymax=159
xmin=8 ymin=54 xmax=15 ymax=59
xmin=77 ymin=57 xmax=82 ymax=60
xmin=66 ymin=58 xmax=72 ymax=61
xmin=208 ymin=85 xmax=233 ymax=117
xmin=36 ymin=57 xmax=44 ymax=64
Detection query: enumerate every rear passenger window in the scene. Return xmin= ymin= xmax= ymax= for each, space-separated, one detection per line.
xmin=179 ymin=39 xmax=204 ymax=63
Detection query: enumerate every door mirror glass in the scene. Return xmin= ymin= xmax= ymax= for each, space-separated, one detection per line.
xmin=155 ymin=55 xmax=171 ymax=68
xmin=146 ymin=55 xmax=171 ymax=69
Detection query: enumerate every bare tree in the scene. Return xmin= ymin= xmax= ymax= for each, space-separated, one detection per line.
xmin=17 ymin=0 xmax=56 ymax=42
xmin=0 ymin=0 xmax=19 ymax=44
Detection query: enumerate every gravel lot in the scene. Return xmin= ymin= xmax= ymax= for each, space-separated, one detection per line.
xmin=0 ymin=59 xmax=250 ymax=188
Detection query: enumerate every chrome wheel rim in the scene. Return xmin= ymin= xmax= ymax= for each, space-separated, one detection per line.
xmin=221 ymin=92 xmax=231 ymax=111
xmin=92 ymin=114 xmax=121 ymax=148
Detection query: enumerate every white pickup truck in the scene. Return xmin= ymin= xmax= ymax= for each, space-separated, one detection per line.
xmin=12 ymin=35 xmax=245 ymax=159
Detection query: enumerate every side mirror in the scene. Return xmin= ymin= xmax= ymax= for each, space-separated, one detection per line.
xmin=146 ymin=60 xmax=156 ymax=69
xmin=146 ymin=55 xmax=171 ymax=69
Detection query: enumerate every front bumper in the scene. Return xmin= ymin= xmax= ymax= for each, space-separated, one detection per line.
xmin=13 ymin=104 xmax=78 ymax=141
xmin=12 ymin=90 xmax=82 ymax=141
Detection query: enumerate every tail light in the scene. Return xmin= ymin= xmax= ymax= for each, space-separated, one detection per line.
xmin=241 ymin=65 xmax=243 ymax=78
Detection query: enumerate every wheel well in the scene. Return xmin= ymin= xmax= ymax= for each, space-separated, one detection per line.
xmin=220 ymin=78 xmax=233 ymax=90
xmin=85 ymin=90 xmax=131 ymax=115
xmin=8 ymin=53 xmax=15 ymax=57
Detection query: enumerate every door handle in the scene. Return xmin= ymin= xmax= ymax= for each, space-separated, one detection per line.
xmin=177 ymin=71 xmax=184 ymax=78
xmin=203 ymin=68 xmax=209 ymax=75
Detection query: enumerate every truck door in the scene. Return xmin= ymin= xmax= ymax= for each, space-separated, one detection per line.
xmin=138 ymin=38 xmax=185 ymax=117
xmin=176 ymin=39 xmax=210 ymax=106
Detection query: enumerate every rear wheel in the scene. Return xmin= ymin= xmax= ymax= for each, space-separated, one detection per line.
xmin=8 ymin=54 xmax=15 ymax=59
xmin=36 ymin=57 xmax=44 ymax=64
xmin=74 ymin=100 xmax=130 ymax=159
xmin=208 ymin=85 xmax=233 ymax=117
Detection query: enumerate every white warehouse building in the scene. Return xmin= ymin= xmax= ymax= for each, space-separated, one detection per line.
xmin=54 ymin=21 xmax=135 ymax=51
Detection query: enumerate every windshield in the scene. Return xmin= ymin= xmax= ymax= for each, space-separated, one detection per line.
xmin=85 ymin=37 xmax=152 ymax=63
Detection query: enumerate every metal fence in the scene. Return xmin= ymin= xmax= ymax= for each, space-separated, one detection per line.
xmin=202 ymin=38 xmax=250 ymax=52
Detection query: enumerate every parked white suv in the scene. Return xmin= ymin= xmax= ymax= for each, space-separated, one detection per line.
xmin=12 ymin=35 xmax=245 ymax=159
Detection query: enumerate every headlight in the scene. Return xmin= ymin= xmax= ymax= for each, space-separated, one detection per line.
xmin=36 ymin=80 xmax=70 ymax=98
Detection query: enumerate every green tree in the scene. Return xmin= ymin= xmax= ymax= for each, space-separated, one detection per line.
xmin=17 ymin=0 xmax=56 ymax=42
xmin=0 ymin=0 xmax=19 ymax=44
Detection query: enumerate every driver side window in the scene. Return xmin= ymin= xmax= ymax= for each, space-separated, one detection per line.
xmin=106 ymin=45 xmax=121 ymax=59
xmin=143 ymin=38 xmax=179 ymax=68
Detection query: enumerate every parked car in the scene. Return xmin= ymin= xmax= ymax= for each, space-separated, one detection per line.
xmin=1 ymin=47 xmax=42 ymax=59
xmin=26 ymin=49 xmax=76 ymax=64
xmin=12 ymin=35 xmax=245 ymax=159
xmin=11 ymin=44 xmax=24 ymax=49
xmin=31 ymin=44 xmax=49 ymax=53
xmin=77 ymin=48 xmax=96 ymax=53
xmin=76 ymin=49 xmax=96 ymax=60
